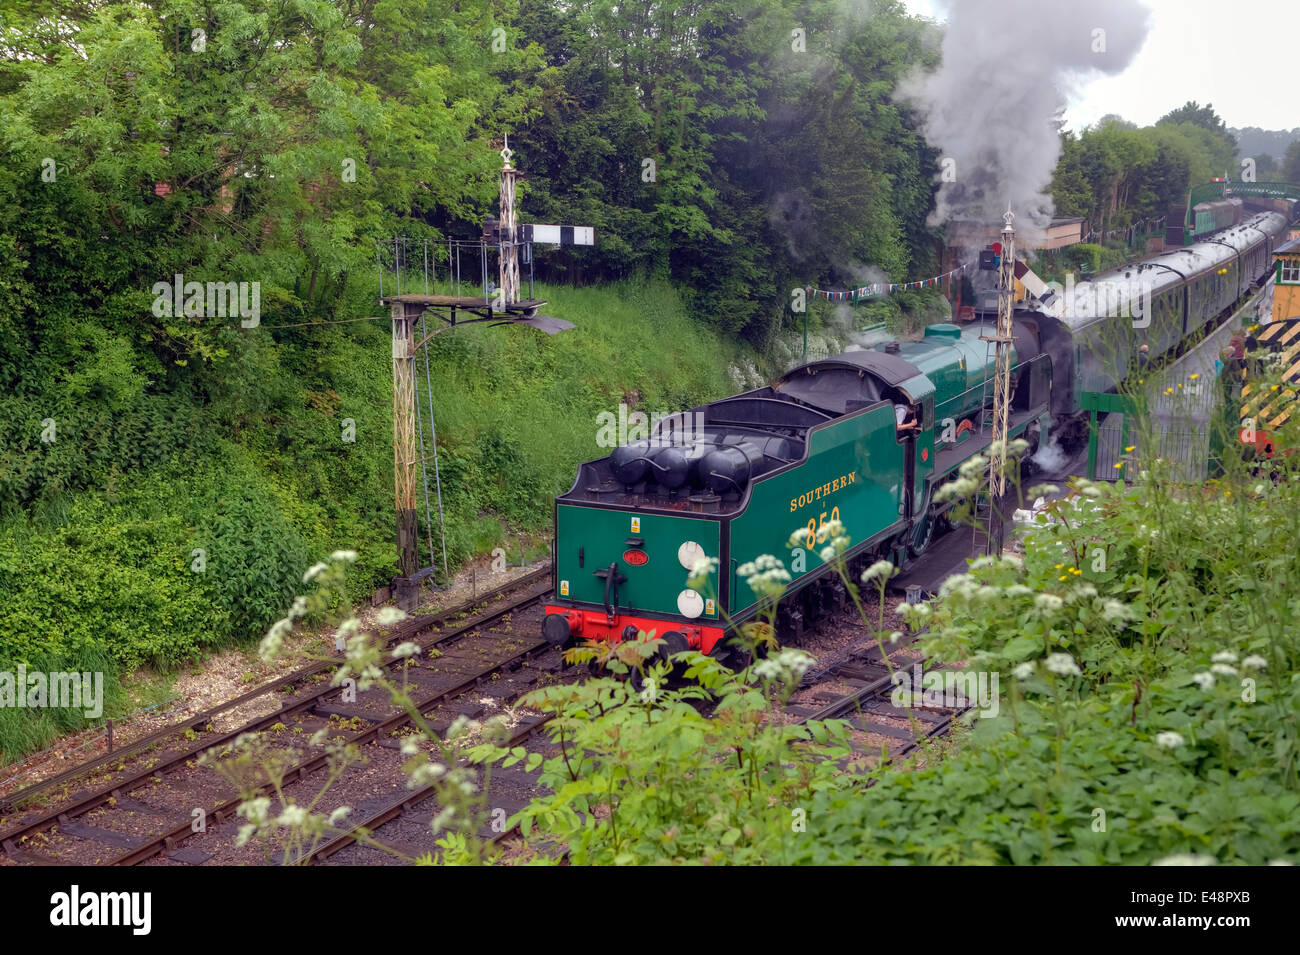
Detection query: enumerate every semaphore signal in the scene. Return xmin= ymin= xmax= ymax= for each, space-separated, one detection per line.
xmin=379 ymin=140 xmax=595 ymax=609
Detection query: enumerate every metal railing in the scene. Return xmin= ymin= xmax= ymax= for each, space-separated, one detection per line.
xmin=1090 ymin=424 xmax=1212 ymax=482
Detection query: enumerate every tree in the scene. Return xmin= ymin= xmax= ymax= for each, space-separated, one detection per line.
xmin=1158 ymin=101 xmax=1230 ymax=137
xmin=0 ymin=0 xmax=541 ymax=384
xmin=1284 ymin=141 xmax=1300 ymax=183
xmin=1157 ymin=101 xmax=1236 ymax=161
xmin=513 ymin=0 xmax=941 ymax=341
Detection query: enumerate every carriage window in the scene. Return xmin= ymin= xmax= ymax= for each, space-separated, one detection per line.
xmin=1282 ymin=260 xmax=1300 ymax=285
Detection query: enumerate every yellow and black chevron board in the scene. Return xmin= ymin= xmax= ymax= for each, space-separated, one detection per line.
xmin=1240 ymin=318 xmax=1300 ymax=456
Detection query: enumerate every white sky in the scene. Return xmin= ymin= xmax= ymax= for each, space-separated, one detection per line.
xmin=900 ymin=0 xmax=1298 ymax=132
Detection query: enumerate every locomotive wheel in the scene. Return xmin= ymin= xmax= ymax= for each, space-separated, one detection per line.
xmin=627 ymin=630 xmax=690 ymax=694
xmin=711 ymin=638 xmax=752 ymax=672
xmin=908 ymin=505 xmax=948 ymax=558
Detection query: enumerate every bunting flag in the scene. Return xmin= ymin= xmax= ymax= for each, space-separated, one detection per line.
xmin=804 ymin=265 xmax=964 ymax=303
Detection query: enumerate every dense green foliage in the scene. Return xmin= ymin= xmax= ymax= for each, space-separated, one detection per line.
xmin=513 ymin=0 xmax=942 ymax=337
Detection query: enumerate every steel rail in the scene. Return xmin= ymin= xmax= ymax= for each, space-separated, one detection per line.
xmin=1 ymin=581 xmax=549 ymax=855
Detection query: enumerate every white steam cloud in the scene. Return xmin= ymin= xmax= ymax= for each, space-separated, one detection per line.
xmin=898 ymin=0 xmax=1153 ymax=233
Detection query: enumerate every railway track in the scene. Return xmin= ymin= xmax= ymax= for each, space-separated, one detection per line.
xmin=796 ymin=650 xmax=970 ymax=771
xmin=304 ymin=703 xmax=557 ymax=865
xmin=784 ymin=589 xmax=977 ymax=770
xmin=0 ymin=569 xmax=559 ymax=866
xmin=1 ymin=534 xmax=987 ymax=866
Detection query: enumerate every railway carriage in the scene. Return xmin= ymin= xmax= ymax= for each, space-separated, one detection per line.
xmin=1045 ymin=211 xmax=1290 ymax=399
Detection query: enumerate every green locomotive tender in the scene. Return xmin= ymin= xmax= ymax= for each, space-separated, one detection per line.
xmin=542 ymin=322 xmax=1052 ymax=660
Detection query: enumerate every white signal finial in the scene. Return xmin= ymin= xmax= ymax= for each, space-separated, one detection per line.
xmin=500 ymin=133 xmax=513 ymax=168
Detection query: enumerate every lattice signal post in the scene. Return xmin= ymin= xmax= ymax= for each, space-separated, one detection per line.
xmin=981 ymin=209 xmax=1017 ymax=555
xmin=380 ymin=143 xmax=593 ymax=610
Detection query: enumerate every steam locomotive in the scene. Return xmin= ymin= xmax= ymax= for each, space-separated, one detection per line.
xmin=540 ymin=206 xmax=1294 ymax=659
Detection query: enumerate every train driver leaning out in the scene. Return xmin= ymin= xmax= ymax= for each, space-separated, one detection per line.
xmin=894 ymin=402 xmax=921 ymax=437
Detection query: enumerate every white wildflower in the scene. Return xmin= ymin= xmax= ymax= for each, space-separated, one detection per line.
xmin=1005 ymin=585 xmax=1033 ymax=598
xmin=1242 ymin=655 xmax=1267 ymax=670
xmin=276 ymin=804 xmax=307 ymax=827
xmin=409 ymin=762 xmax=447 ymax=787
xmin=444 ymin=714 xmax=476 ymax=740
xmin=287 ymin=595 xmax=309 ymax=620
xmin=1012 ymin=661 xmax=1036 ymax=680
xmin=935 ymin=476 xmax=979 ymax=503
xmin=1210 ymin=651 xmax=1238 ymax=664
xmin=786 ymin=527 xmax=813 ymax=549
xmin=1210 ymin=663 xmax=1238 ymax=676
xmin=330 ymin=550 xmax=358 ymax=562
xmin=1044 ymin=652 xmax=1081 ymax=677
xmin=302 ymin=562 xmax=330 ymax=584
xmin=860 ymin=560 xmax=895 ymax=585
xmin=1067 ymin=583 xmax=1098 ymax=601
xmin=939 ymin=573 xmax=976 ymax=599
xmin=819 ymin=545 xmax=836 ymax=563
xmin=390 ymin=641 xmax=420 ymax=659
xmin=375 ymin=606 xmax=407 ymax=626
xmin=753 ymin=648 xmax=815 ymax=685
xmin=958 ymin=454 xmax=988 ymax=480
xmin=400 ymin=736 xmax=422 ymax=756
xmin=1154 ymin=731 xmax=1185 ymax=749
xmin=1034 ymin=593 xmax=1064 ymax=614
xmin=259 ymin=616 xmax=293 ymax=662
xmin=739 ymin=554 xmax=792 ymax=599
xmin=1100 ymin=599 xmax=1129 ymax=623
xmin=430 ymin=806 xmax=456 ymax=833
xmin=1192 ymin=671 xmax=1215 ymax=690
xmin=327 ymin=806 xmax=352 ymax=827
xmin=238 ymin=796 xmax=272 ymax=824
xmin=888 ymin=630 xmax=903 ymax=644
xmin=1153 ymin=854 xmax=1216 ymax=866
xmin=814 ymin=519 xmax=846 ymax=544
xmin=752 ymin=658 xmax=780 ymax=680
xmin=687 ymin=556 xmax=719 ymax=588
